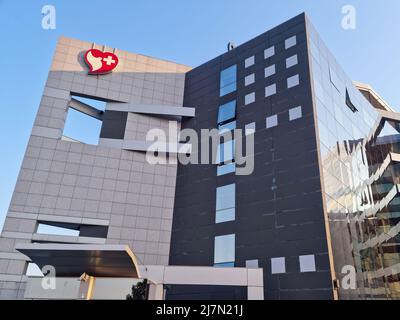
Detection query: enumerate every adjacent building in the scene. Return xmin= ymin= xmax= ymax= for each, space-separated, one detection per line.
xmin=0 ymin=13 xmax=399 ymax=300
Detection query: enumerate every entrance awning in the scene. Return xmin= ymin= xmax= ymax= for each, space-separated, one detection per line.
xmin=16 ymin=243 xmax=141 ymax=278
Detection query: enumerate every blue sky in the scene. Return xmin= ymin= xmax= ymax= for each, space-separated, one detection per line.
xmin=0 ymin=0 xmax=399 ymax=230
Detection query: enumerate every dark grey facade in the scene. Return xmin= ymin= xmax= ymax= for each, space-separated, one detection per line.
xmin=169 ymin=13 xmax=334 ymax=300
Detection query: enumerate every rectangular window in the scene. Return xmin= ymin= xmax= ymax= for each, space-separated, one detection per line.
xmin=289 ymin=106 xmax=302 ymax=121
xmin=216 ymin=183 xmax=235 ymax=223
xmin=216 ymin=140 xmax=235 ymax=165
xmin=266 ymin=115 xmax=278 ymax=128
xmin=244 ymin=73 xmax=255 ymax=86
xmin=245 ymin=56 xmax=255 ymax=68
xmin=37 ymin=223 xmax=79 ymax=237
xmin=214 ymin=234 xmax=235 ymax=266
xmin=271 ymin=257 xmax=286 ymax=274
xmin=287 ymin=74 xmax=300 ymax=88
xmin=217 ymin=100 xmax=236 ymax=125
xmin=285 ymin=35 xmax=297 ymax=49
xmin=264 ymin=46 xmax=275 ymax=59
xmin=245 ymin=122 xmax=256 ymax=135
xmin=299 ymin=254 xmax=316 ymax=272
xmin=245 ymin=92 xmax=255 ymax=105
xmin=218 ymin=120 xmax=236 ymax=134
xmin=220 ymin=65 xmax=237 ymax=96
xmin=265 ymin=84 xmax=277 ymax=97
xmin=264 ymin=65 xmax=276 ymax=78
xmin=217 ymin=162 xmax=235 ymax=176
xmin=286 ymin=54 xmax=298 ymax=68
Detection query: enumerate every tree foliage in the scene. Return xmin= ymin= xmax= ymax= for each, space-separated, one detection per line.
xmin=126 ymin=279 xmax=148 ymax=300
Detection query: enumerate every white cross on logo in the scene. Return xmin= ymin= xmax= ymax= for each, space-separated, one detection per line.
xmin=103 ymin=55 xmax=116 ymax=66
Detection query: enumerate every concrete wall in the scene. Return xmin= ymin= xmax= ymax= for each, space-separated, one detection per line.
xmin=0 ymin=36 xmax=191 ymax=299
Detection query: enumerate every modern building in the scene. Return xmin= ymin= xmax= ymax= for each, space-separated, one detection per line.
xmin=0 ymin=12 xmax=399 ymax=300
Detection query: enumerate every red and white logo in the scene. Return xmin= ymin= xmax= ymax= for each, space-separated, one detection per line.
xmin=84 ymin=49 xmax=119 ymax=75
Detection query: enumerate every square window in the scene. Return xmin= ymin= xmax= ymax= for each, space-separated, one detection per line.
xmin=286 ymin=54 xmax=298 ymax=68
xmin=214 ymin=234 xmax=235 ymax=265
xmin=264 ymin=46 xmax=275 ymax=59
xmin=287 ymin=74 xmax=300 ymax=88
xmin=245 ymin=92 xmax=255 ymax=105
xmin=266 ymin=115 xmax=278 ymax=128
xmin=245 ymin=56 xmax=255 ymax=68
xmin=245 ymin=73 xmax=255 ymax=86
xmin=289 ymin=106 xmax=302 ymax=121
xmin=264 ymin=65 xmax=276 ymax=78
xmin=265 ymin=84 xmax=277 ymax=97
xmin=299 ymin=254 xmax=316 ymax=272
xmin=246 ymin=259 xmax=259 ymax=269
xmin=285 ymin=35 xmax=297 ymax=49
xmin=271 ymin=257 xmax=286 ymax=274
xmin=63 ymin=96 xmax=105 ymax=145
xmin=245 ymin=122 xmax=256 ymax=135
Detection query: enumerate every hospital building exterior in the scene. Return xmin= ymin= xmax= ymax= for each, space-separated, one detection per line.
xmin=0 ymin=13 xmax=399 ymax=300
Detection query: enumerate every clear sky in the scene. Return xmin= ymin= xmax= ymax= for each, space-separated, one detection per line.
xmin=0 ymin=0 xmax=399 ymax=231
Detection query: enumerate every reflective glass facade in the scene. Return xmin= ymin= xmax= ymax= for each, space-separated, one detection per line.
xmin=308 ymin=20 xmax=400 ymax=299
xmin=170 ymin=13 xmax=399 ymax=300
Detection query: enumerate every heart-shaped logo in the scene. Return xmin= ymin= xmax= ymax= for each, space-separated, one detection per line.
xmin=84 ymin=49 xmax=119 ymax=75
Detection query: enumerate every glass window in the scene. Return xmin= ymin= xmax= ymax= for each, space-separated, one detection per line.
xmin=218 ymin=120 xmax=236 ymax=134
xmin=245 ymin=73 xmax=255 ymax=86
xmin=286 ymin=54 xmax=298 ymax=68
xmin=246 ymin=259 xmax=259 ymax=269
xmin=266 ymin=115 xmax=278 ymax=128
xmin=245 ymin=92 xmax=255 ymax=105
xmin=264 ymin=46 xmax=275 ymax=59
xmin=264 ymin=65 xmax=276 ymax=78
xmin=217 ymin=162 xmax=235 ymax=176
xmin=217 ymin=100 xmax=236 ymax=125
xmin=37 ymin=223 xmax=79 ymax=237
xmin=287 ymin=74 xmax=300 ymax=88
xmin=289 ymin=106 xmax=302 ymax=121
xmin=271 ymin=257 xmax=286 ymax=274
xmin=299 ymin=254 xmax=316 ymax=272
xmin=265 ymin=84 xmax=277 ymax=97
xmin=245 ymin=56 xmax=255 ymax=68
xmin=216 ymin=139 xmax=235 ymax=164
xmin=216 ymin=184 xmax=235 ymax=223
xmin=220 ymin=65 xmax=237 ymax=96
xmin=245 ymin=122 xmax=256 ymax=135
xmin=285 ymin=35 xmax=297 ymax=49
xmin=214 ymin=234 xmax=235 ymax=266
